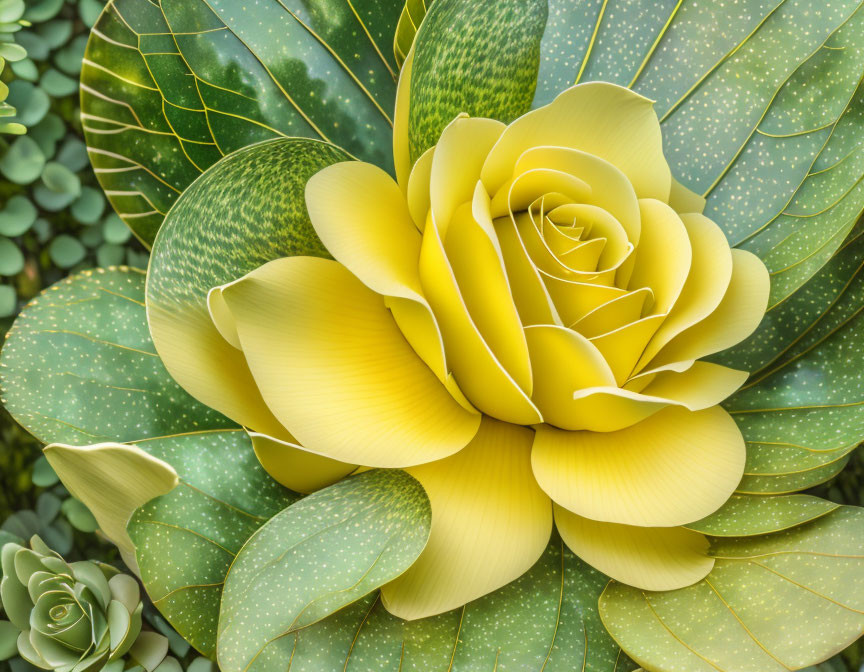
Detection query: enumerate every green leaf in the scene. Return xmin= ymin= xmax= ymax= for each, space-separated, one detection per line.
xmin=274 ymin=534 xmax=635 ymax=672
xmin=407 ymin=0 xmax=547 ymax=162
xmin=715 ymin=228 xmax=864 ymax=493
xmin=0 ymin=237 xmax=24 ymax=275
xmin=47 ymin=234 xmax=86 ymax=268
xmin=684 ymin=494 xmax=840 ymax=537
xmin=392 ymin=0 xmax=432 ymax=68
xmin=127 ymin=430 xmax=299 ymax=658
xmin=0 ymin=135 xmax=45 ymax=184
xmin=41 ymin=161 xmax=82 ymax=195
xmin=30 ymin=454 xmax=58 ymax=487
xmin=217 ymin=470 xmax=430 ymax=672
xmin=70 ymin=186 xmax=107 ymax=225
xmin=0 ymin=195 xmax=37 ymax=236
xmin=81 ymin=0 xmax=402 ymax=245
xmin=0 ymin=266 xmax=235 ymax=446
xmin=0 ymin=285 xmax=16 ymax=317
xmin=39 ymin=68 xmax=78 ymax=97
xmin=600 ymin=506 xmax=864 ymax=672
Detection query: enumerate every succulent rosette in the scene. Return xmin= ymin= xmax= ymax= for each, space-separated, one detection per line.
xmin=1 ymin=1 xmax=864 ymax=671
xmin=0 ymin=536 xmax=170 ymax=672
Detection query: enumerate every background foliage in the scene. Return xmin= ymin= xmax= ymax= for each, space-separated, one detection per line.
xmin=0 ymin=0 xmax=861 ymax=670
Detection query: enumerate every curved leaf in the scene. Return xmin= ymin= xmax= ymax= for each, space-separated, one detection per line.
xmin=217 ymin=470 xmax=432 ymax=672
xmin=684 ymin=494 xmax=839 ymax=537
xmin=600 ymin=506 xmax=864 ymax=672
xmin=0 ymin=266 xmax=234 ymax=446
xmin=82 ymin=0 xmax=401 ymax=244
xmin=393 ymin=0 xmax=432 ymax=68
xmin=128 ymin=429 xmax=298 ymax=658
xmin=260 ymin=535 xmax=636 ymax=672
xmin=406 ymin=0 xmax=547 ymax=162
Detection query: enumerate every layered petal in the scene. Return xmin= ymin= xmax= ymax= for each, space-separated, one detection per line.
xmin=248 ymin=433 xmax=356 ymax=494
xmin=381 ymin=418 xmax=552 ymax=620
xmin=219 ymin=256 xmax=480 ymax=467
xmin=555 ymin=505 xmax=714 ymax=591
xmin=650 ymin=249 xmax=770 ymax=367
xmin=481 ymin=82 xmax=672 ymax=202
xmin=532 ymin=406 xmax=745 ymax=527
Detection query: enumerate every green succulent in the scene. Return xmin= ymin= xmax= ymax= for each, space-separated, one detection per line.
xmin=0 ymin=536 xmax=170 ymax=672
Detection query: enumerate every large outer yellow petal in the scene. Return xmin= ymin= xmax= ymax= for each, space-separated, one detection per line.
xmin=305 ymin=160 xmax=463 ymax=399
xmin=381 ymin=418 xmax=552 ymax=620
xmin=532 ymin=406 xmax=745 ymax=527
xmin=555 ymin=505 xmax=714 ymax=591
xmin=480 ymin=82 xmax=671 ymax=202
xmin=650 ymin=249 xmax=770 ymax=367
xmin=248 ymin=432 xmax=356 ymax=494
xmin=220 ymin=256 xmax=480 ymax=467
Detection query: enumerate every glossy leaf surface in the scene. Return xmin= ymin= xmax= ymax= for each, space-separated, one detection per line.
xmin=82 ymin=0 xmax=401 ymax=244
xmin=0 ymin=266 xmax=234 ymax=445
xmin=217 ymin=470 xmax=431 ymax=672
xmin=601 ymin=507 xmax=864 ymax=672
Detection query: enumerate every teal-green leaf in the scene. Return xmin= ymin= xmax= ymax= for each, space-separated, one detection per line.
xmin=82 ymin=0 xmax=402 ymax=245
xmin=0 ymin=135 xmax=45 ymax=185
xmin=0 ymin=266 xmax=236 ymax=446
xmin=41 ymin=161 xmax=82 ymax=196
xmin=47 ymin=234 xmax=86 ymax=268
xmin=600 ymin=507 xmax=864 ymax=672
xmin=279 ymin=534 xmax=635 ymax=672
xmin=39 ymin=68 xmax=79 ymax=97
xmin=217 ymin=470 xmax=431 ymax=672
xmin=407 ymin=0 xmax=546 ymax=162
xmin=684 ymin=494 xmax=840 ymax=537
xmin=0 ymin=195 xmax=37 ymax=236
xmin=127 ymin=430 xmax=298 ymax=658
xmin=0 ymin=237 xmax=24 ymax=276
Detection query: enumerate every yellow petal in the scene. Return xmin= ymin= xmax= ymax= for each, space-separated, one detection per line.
xmin=636 ymin=212 xmax=733 ymax=370
xmin=43 ymin=443 xmax=178 ymax=558
xmin=627 ymin=199 xmax=692 ymax=315
xmin=407 ymin=147 xmax=434 ymax=230
xmin=221 ymin=256 xmax=480 ymax=467
xmin=430 ymin=116 xmax=505 ymax=231
xmin=589 ymin=315 xmax=665 ymax=385
xmin=651 ymin=249 xmax=770 ymax=367
xmin=481 ymin=82 xmax=671 ymax=202
xmin=532 ymin=406 xmax=745 ymax=526
xmin=514 ymin=146 xmax=641 ymax=250
xmin=540 ymin=272 xmax=625 ymax=326
xmin=420 ymin=211 xmax=542 ymax=424
xmin=494 ymin=214 xmax=561 ymax=326
xmin=491 ymin=168 xmax=592 ymax=217
xmin=669 ymin=177 xmax=706 ymax=214
xmin=149 ymin=298 xmax=294 ymax=441
xmin=636 ymin=361 xmax=748 ymax=410
xmin=381 ymin=418 xmax=552 ymax=619
xmin=207 ymin=285 xmax=241 ymax=349
xmin=393 ymin=46 xmax=413 ymax=192
xmin=572 ymin=287 xmax=653 ymax=337
xmin=444 ymin=203 xmax=533 ymax=394
xmin=555 ymin=505 xmax=714 ymax=591
xmin=248 ymin=432 xmax=356 ymax=494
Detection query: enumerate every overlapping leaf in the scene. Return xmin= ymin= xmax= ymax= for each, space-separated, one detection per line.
xmin=601 ymin=507 xmax=864 ymax=672
xmin=217 ymin=470 xmax=432 ymax=672
xmin=127 ymin=430 xmax=298 ymax=658
xmin=82 ymin=0 xmax=401 ymax=244
xmin=0 ymin=266 xmax=234 ymax=445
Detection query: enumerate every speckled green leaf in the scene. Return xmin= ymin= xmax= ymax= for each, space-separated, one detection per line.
xmin=0 ymin=266 xmax=235 ymax=445
xmin=82 ymin=0 xmax=401 ymax=245
xmin=127 ymin=429 xmax=298 ymax=658
xmin=406 ymin=0 xmax=547 ymax=162
xmin=217 ymin=470 xmax=431 ymax=672
xmin=600 ymin=506 xmax=864 ymax=672
xmin=276 ymin=534 xmax=636 ymax=672
xmin=717 ymin=226 xmax=864 ymax=494
xmin=684 ymin=494 xmax=840 ymax=537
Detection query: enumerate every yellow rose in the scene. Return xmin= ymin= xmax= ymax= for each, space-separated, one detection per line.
xmin=201 ymin=82 xmax=769 ymax=620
